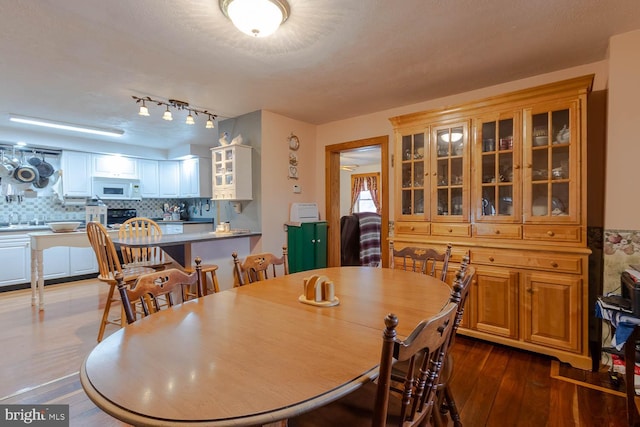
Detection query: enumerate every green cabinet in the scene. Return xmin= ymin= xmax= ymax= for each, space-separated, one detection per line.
xmin=287 ymin=222 xmax=327 ymax=273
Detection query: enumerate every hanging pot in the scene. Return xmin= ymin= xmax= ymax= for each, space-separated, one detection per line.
xmin=0 ymin=150 xmax=15 ymax=178
xmin=36 ymin=153 xmax=54 ymax=178
xmin=13 ymin=152 xmax=39 ymax=184
xmin=27 ymin=152 xmax=42 ymax=167
xmin=33 ymin=175 xmax=50 ymax=189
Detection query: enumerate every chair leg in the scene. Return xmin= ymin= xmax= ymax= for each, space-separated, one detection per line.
xmin=97 ymin=283 xmax=116 ymax=342
xmin=443 ymin=384 xmax=462 ymax=427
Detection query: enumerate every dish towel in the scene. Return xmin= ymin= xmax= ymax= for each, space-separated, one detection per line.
xmin=595 ymin=299 xmax=640 ymax=350
xmin=356 ymin=212 xmax=381 ymax=267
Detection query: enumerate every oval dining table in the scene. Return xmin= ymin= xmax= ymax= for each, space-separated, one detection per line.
xmin=80 ymin=266 xmax=452 ymax=426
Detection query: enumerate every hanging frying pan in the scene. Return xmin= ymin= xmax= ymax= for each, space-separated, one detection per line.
xmin=36 ymin=153 xmax=54 ymax=178
xmin=13 ymin=152 xmax=39 ymax=183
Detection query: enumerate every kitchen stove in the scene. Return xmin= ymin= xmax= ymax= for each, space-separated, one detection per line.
xmin=107 ymin=208 xmax=137 ymax=225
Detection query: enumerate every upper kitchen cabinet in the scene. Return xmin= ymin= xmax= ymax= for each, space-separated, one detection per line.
xmin=180 ymin=157 xmax=212 ymax=198
xmin=61 ymin=151 xmax=92 ymax=197
xmin=92 ymin=154 xmax=138 ymax=179
xmin=211 ymin=145 xmax=252 ymax=201
xmin=158 ymin=161 xmax=180 ymax=198
xmin=138 ymin=159 xmax=159 ymax=198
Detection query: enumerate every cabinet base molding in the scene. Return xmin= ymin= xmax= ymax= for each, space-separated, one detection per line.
xmin=458 ymin=328 xmax=592 ymax=371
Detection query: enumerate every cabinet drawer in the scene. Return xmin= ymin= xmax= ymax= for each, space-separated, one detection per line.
xmin=473 ymin=224 xmax=522 ymax=239
xmin=394 ymin=222 xmax=430 ymax=236
xmin=470 ymin=248 xmax=582 ymax=274
xmin=431 ymin=223 xmax=471 ymax=237
xmin=522 ymin=225 xmax=582 ymax=243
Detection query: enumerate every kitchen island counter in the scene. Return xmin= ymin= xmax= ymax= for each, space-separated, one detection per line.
xmin=28 ymin=230 xmax=261 ymax=310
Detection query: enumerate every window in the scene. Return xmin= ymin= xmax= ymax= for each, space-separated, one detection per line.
xmin=354 ymin=189 xmax=376 ymax=213
xmin=350 ymin=172 xmax=380 ymax=214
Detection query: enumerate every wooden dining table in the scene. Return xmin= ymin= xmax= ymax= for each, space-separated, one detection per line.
xmin=80 ymin=266 xmax=452 ymax=426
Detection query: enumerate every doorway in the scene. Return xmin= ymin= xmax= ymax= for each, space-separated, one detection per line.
xmin=325 ymin=135 xmax=389 ymax=267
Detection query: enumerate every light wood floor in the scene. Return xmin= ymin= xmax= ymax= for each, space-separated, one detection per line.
xmin=0 ymin=279 xmax=631 ymax=426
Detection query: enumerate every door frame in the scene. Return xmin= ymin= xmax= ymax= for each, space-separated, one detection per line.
xmin=325 ymin=135 xmax=389 ymax=267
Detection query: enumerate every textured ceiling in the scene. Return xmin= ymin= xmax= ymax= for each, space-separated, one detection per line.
xmin=0 ymin=0 xmax=639 ymax=153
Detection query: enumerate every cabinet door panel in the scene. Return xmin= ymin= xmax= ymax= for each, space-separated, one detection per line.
xmin=472 ymin=266 xmax=518 ymax=338
xmin=70 ymin=247 xmax=98 ymax=275
xmin=43 ymin=246 xmax=70 ymax=279
xmin=397 ymin=130 xmax=428 ymax=219
xmin=523 ymin=101 xmax=580 ymax=224
xmin=474 ymin=112 xmax=521 ymax=223
xmin=431 ymin=122 xmax=469 ymax=222
xmin=0 ymin=240 xmax=30 ymax=286
xmin=523 ymin=272 xmax=581 ymax=352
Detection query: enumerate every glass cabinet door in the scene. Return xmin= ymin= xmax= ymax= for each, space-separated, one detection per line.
xmin=475 ymin=113 xmax=521 ymax=222
xmin=399 ymin=131 xmax=427 ymax=218
xmin=431 ymin=122 xmax=469 ymax=221
xmin=524 ymin=101 xmax=579 ymax=223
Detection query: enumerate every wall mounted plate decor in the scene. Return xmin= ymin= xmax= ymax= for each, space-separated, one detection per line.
xmin=288 ymin=133 xmax=300 ymax=151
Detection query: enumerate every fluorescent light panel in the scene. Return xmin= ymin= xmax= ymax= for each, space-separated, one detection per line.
xmin=9 ymin=114 xmax=124 ymax=137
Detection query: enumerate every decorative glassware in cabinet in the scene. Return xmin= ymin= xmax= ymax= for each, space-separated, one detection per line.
xmin=434 ymin=126 xmax=465 ymax=218
xmin=529 ymin=109 xmax=571 ymax=219
xmin=400 ymin=132 xmax=425 ymax=216
xmin=479 ymin=117 xmax=516 ymax=220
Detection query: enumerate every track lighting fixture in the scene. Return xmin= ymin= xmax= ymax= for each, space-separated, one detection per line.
xmin=138 ymin=100 xmax=150 ymax=116
xmin=132 ymin=96 xmax=217 ymax=129
xmin=162 ymin=106 xmax=173 ymax=121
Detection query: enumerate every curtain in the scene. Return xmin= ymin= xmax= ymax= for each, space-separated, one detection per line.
xmin=350 ymin=176 xmax=365 ymax=214
xmin=366 ymin=175 xmax=380 ymax=214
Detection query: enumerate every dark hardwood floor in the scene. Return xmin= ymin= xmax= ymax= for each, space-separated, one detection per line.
xmin=0 ymin=279 xmax=632 ymax=426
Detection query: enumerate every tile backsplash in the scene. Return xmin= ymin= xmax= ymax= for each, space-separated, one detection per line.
xmin=0 ymin=195 xmax=215 ymax=224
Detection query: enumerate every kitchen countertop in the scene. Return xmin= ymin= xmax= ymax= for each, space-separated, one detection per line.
xmin=0 ymin=219 xmax=215 ymax=233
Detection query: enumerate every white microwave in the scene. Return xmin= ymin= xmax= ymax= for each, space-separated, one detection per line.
xmin=93 ymin=178 xmax=141 ymax=200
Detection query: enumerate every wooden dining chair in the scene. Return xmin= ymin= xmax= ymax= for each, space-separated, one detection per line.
xmin=86 ymin=221 xmax=155 ymax=342
xmin=435 ymin=254 xmax=475 ymax=427
xmin=288 ymin=301 xmax=459 ymax=427
xmin=118 ymin=217 xmax=167 ymax=267
xmin=115 ymin=260 xmax=203 ymax=324
xmin=232 ymin=245 xmax=289 ymax=286
xmin=389 ymin=241 xmax=452 ymax=282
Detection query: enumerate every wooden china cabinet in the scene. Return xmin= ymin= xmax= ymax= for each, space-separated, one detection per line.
xmin=389 ymin=75 xmax=593 ymax=369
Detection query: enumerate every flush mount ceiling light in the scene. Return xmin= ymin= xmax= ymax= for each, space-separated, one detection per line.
xmin=220 ymin=0 xmax=290 ymax=37
xmin=133 ymin=96 xmax=217 ymax=129
xmin=9 ymin=114 xmax=124 ymax=137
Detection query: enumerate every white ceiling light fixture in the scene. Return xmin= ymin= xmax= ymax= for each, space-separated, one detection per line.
xmin=440 ymin=132 xmax=463 ymax=143
xmin=9 ymin=114 xmax=124 ymax=137
xmin=133 ymin=96 xmax=216 ymax=129
xmin=220 ymin=0 xmax=290 ymax=38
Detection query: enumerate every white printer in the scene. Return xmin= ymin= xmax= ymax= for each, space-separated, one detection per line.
xmin=288 ymin=203 xmax=319 ymax=225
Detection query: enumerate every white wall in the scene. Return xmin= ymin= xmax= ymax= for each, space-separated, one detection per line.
xmin=260 ymin=110 xmax=317 ymax=254
xmin=605 ymin=29 xmax=640 ymax=230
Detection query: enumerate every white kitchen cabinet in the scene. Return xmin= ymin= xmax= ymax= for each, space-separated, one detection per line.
xmin=0 ymin=235 xmax=30 ymax=287
xmin=211 ymin=145 xmax=252 ymax=200
xmin=180 ymin=157 xmax=212 ymax=198
xmin=139 ymin=159 xmax=159 ymax=198
xmin=92 ymin=154 xmax=138 ymax=179
xmin=61 ymin=151 xmax=92 ymax=197
xmin=158 ymin=223 xmax=184 ymax=234
xmin=69 ymin=247 xmax=98 ymax=275
xmin=158 ymin=161 xmax=180 ymax=198
xmin=43 ymin=246 xmax=70 ymax=279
